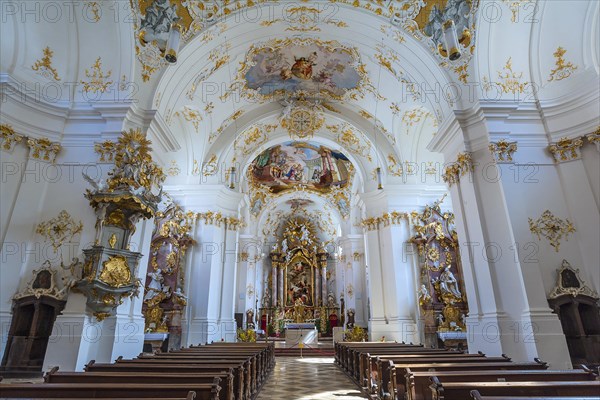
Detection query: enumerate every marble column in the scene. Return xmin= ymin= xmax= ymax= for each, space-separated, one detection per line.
xmin=315 ymin=267 xmax=321 ymax=306
xmin=271 ymin=263 xmax=278 ymax=307
xmin=278 ymin=267 xmax=284 ymax=307
xmin=321 ymin=265 xmax=327 ymax=304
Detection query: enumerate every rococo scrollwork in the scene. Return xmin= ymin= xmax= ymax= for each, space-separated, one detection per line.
xmin=528 ymin=210 xmax=576 ymax=252
xmin=35 ymin=210 xmax=83 ymax=253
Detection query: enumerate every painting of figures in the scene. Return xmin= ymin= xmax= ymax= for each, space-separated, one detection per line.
xmin=286 ymin=261 xmax=313 ymax=306
xmin=250 ymin=142 xmax=351 ymax=193
xmin=244 ymin=39 xmax=362 ymax=98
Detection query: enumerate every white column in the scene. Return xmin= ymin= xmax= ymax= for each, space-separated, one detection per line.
xmin=430 ymin=117 xmax=572 ymax=368
xmin=218 ymin=222 xmax=238 ymax=341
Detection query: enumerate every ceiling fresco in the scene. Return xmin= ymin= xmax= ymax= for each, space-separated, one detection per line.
xmin=130 ymin=1 xmax=480 ymax=81
xmin=244 ymin=40 xmax=362 ymax=98
xmin=250 ymin=141 xmax=352 ymax=194
xmin=232 ymin=38 xmax=382 ymax=102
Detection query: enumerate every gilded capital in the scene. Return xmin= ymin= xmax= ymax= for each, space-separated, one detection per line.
xmin=548 ymin=137 xmax=584 ymax=163
xmin=0 ymin=124 xmax=24 ymax=152
xmin=27 ymin=137 xmax=62 ymax=163
xmin=489 ymin=139 xmax=517 ymax=162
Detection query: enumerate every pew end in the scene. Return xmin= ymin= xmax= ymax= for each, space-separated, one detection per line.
xmin=43 ymin=366 xmax=60 ymax=382
xmin=534 ymin=357 xmax=549 ymax=368
xmin=83 ymin=359 xmax=95 ymax=371
xmin=186 ymin=391 xmax=197 ymax=400
xmin=470 ymin=389 xmax=484 ymax=399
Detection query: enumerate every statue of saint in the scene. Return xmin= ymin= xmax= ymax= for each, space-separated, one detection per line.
xmin=144 ymin=269 xmax=170 ymax=304
xmin=439 ymin=266 xmax=462 ymax=299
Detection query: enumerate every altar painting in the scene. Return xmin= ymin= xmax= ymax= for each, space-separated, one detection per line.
xmin=243 ymin=39 xmax=362 ymax=98
xmin=250 ymin=141 xmax=351 ymax=193
xmin=285 ymin=257 xmax=314 ymax=307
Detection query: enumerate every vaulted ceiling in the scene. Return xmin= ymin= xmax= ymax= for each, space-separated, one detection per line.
xmin=2 ymin=0 xmax=598 ymax=237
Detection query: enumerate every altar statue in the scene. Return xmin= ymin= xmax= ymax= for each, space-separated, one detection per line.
xmin=281 ymin=238 xmax=288 ymax=254
xmin=439 ymin=266 xmax=462 ymax=299
xmin=144 ymin=268 xmax=171 ymax=305
xmin=300 ymin=226 xmax=310 ymax=242
xmin=418 ymin=284 xmax=432 ymax=306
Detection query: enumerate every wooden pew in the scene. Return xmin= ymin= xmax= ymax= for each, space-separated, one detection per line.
xmin=0 ymin=381 xmax=221 ymax=400
xmin=337 ymin=343 xmax=424 ymax=373
xmin=371 ymin=354 xmax=512 ymax=398
xmin=470 ymin=390 xmax=599 ymax=400
xmin=144 ymin=347 xmax=272 ymax=390
xmin=0 ymin=396 xmax=196 ymax=400
xmin=136 ymin=353 xmax=264 ymax=389
xmin=429 ymin=377 xmax=600 ymax=400
xmin=388 ymin=360 xmax=549 ymax=400
xmin=44 ymin=369 xmax=235 ymax=400
xmin=350 ymin=347 xmax=458 ymax=387
xmin=355 ymin=349 xmax=456 ymax=386
xmin=404 ymin=369 xmax=598 ymax=400
xmin=123 ymin=355 xmax=258 ymax=391
xmin=85 ymin=361 xmax=247 ymax=400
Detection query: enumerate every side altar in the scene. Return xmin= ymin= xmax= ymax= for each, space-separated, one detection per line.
xmin=259 ymin=218 xmax=341 ymax=337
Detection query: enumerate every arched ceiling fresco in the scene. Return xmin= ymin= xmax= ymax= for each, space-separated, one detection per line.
xmin=249 ymin=141 xmax=353 ymax=194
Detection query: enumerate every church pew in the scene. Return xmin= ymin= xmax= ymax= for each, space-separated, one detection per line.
xmin=0 ymin=397 xmax=196 ymax=400
xmin=337 ymin=343 xmax=424 ymax=372
xmin=354 ymin=348 xmax=457 ymax=381
xmin=365 ymin=351 xmax=485 ymax=390
xmin=470 ymin=390 xmax=599 ymax=400
xmin=334 ymin=342 xmax=416 ymax=369
xmin=388 ymin=360 xmax=549 ymax=400
xmin=341 ymin=344 xmax=427 ymax=376
xmin=429 ymin=377 xmax=600 ymax=400
xmin=0 ymin=381 xmax=221 ymax=400
xmin=143 ymin=351 xmax=270 ymax=385
xmin=350 ymin=349 xmax=457 ymax=387
xmin=404 ymin=369 xmax=598 ymax=400
xmin=370 ymin=354 xmax=511 ymax=397
xmin=116 ymin=357 xmax=258 ymax=396
xmin=44 ymin=370 xmax=235 ymax=400
xmin=84 ymin=361 xmax=247 ymax=400
xmin=180 ymin=344 xmax=275 ymax=371
xmin=154 ymin=344 xmax=275 ymax=380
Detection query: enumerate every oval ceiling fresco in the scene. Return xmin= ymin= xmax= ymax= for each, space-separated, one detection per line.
xmin=249 ymin=141 xmax=352 ymax=194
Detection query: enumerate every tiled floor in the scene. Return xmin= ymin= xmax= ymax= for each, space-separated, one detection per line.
xmin=256 ymin=357 xmax=368 ymax=400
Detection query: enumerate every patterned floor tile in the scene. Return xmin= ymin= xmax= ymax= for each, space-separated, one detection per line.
xmin=257 ymin=357 xmax=368 ymax=400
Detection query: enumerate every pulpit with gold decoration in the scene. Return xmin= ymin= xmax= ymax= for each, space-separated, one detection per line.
xmin=75 ymin=129 xmax=164 ymax=321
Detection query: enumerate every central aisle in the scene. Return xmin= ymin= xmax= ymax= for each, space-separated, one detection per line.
xmin=256 ymin=357 xmax=368 ymax=400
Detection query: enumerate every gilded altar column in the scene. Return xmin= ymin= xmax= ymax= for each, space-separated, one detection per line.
xmin=278 ymin=266 xmax=284 ymax=307
xmin=271 ymin=261 xmax=278 ymax=307
xmin=315 ymin=266 xmax=321 ymax=306
xmin=321 ymin=264 xmax=327 ymax=304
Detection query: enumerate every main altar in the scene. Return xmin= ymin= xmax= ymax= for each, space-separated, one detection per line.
xmin=259 ymin=218 xmax=340 ymax=337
